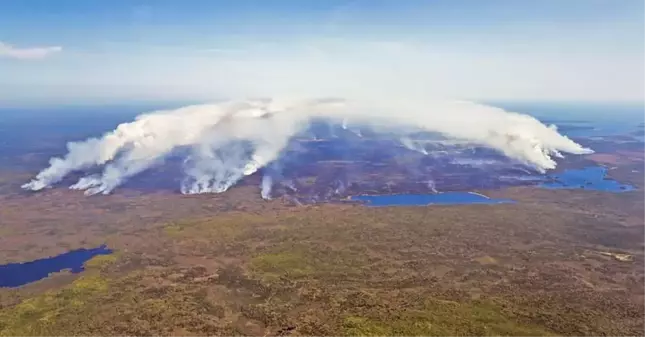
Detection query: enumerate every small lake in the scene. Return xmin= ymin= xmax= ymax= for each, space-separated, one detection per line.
xmin=0 ymin=245 xmax=113 ymax=288
xmin=540 ymin=166 xmax=635 ymax=192
xmin=352 ymin=192 xmax=514 ymax=207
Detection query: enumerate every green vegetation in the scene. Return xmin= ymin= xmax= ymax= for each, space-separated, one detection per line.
xmin=342 ymin=299 xmax=553 ymax=336
xmin=0 ymin=257 xmax=236 ymax=336
xmin=0 ymin=228 xmax=15 ymax=236
xmin=0 ymin=255 xmax=115 ymax=336
xmin=250 ymin=250 xmax=316 ymax=280
xmin=474 ymin=255 xmax=498 ymax=265
xmin=249 ymin=243 xmax=367 ymax=283
xmin=84 ymin=253 xmax=120 ymax=269
xmin=343 ymin=312 xmax=558 ymax=337
xmin=162 ymin=223 xmax=184 ymax=237
xmin=162 ymin=213 xmax=261 ymax=241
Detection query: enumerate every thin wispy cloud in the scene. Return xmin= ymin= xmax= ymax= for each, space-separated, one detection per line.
xmin=0 ymin=41 xmax=62 ymax=60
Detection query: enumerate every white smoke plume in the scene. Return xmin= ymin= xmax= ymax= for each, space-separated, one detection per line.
xmin=400 ymin=137 xmax=429 ymax=155
xmin=22 ymin=97 xmax=592 ymax=195
xmin=282 ymin=180 xmax=298 ymax=192
xmin=427 ymin=180 xmax=438 ymax=193
xmin=260 ymin=173 xmax=273 ymax=200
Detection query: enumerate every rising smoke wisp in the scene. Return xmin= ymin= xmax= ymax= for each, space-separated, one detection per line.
xmin=22 ymin=97 xmax=592 ymax=195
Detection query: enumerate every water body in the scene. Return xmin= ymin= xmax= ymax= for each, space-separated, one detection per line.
xmin=494 ymin=101 xmax=645 ymax=142
xmin=0 ymin=245 xmax=113 ymax=288
xmin=352 ymin=192 xmax=514 ymax=207
xmin=540 ymin=166 xmax=635 ymax=192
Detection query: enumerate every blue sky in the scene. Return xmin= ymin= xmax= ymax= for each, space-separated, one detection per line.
xmin=1 ymin=0 xmax=643 ymax=106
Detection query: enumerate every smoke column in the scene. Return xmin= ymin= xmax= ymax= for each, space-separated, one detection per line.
xmin=22 ymin=97 xmax=592 ymax=196
xmin=260 ymin=173 xmax=273 ymax=200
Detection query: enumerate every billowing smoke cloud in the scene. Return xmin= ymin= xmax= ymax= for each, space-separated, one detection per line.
xmin=22 ymin=97 xmax=592 ymax=196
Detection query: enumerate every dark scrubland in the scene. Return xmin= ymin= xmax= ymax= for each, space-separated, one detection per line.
xmin=0 ymin=140 xmax=643 ymax=335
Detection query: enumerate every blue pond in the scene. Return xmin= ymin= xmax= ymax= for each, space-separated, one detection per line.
xmin=0 ymin=245 xmax=113 ymax=288
xmin=352 ymin=192 xmax=514 ymax=207
xmin=540 ymin=166 xmax=635 ymax=192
